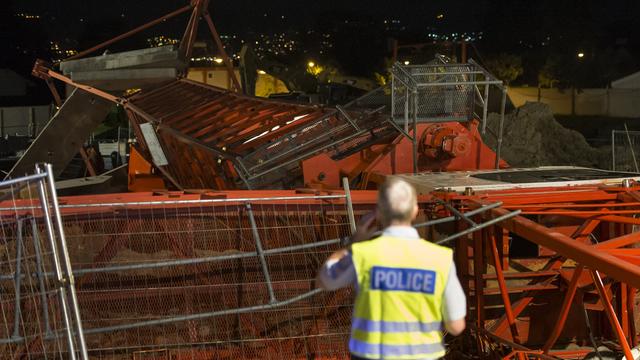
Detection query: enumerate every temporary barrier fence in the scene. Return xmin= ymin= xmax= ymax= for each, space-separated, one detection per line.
xmin=0 ymin=164 xmax=88 ymax=359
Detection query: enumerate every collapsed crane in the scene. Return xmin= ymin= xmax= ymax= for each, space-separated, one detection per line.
xmin=23 ymin=55 xmax=507 ymax=191
xmin=8 ymin=0 xmax=507 ymax=192
xmin=5 ymin=1 xmax=640 ymax=360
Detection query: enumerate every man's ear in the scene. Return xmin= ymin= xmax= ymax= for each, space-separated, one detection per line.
xmin=411 ymin=204 xmax=419 ymax=220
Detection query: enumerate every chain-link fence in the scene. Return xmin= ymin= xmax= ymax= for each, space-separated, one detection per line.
xmin=611 ymin=129 xmax=640 ymax=172
xmin=1 ymin=191 xmax=361 ymax=359
xmin=0 ymin=164 xmax=88 ymax=359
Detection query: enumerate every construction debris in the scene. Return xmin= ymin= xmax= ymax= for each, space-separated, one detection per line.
xmin=6 ymin=1 xmax=640 ymax=359
xmin=59 ymin=45 xmax=185 ymax=91
xmin=7 ymin=88 xmax=113 ymax=179
xmin=484 ymin=102 xmax=609 ymax=169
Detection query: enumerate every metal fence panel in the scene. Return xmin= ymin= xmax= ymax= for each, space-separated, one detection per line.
xmin=31 ymin=194 xmax=358 ymax=359
xmin=611 ymin=129 xmax=640 ymax=172
xmin=0 ymin=165 xmax=87 ymax=359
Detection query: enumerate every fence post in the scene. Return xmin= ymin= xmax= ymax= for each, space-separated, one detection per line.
xmin=623 ymin=123 xmax=639 ymax=173
xmin=412 ymin=89 xmax=418 ymax=174
xmin=482 ymin=83 xmax=489 ymax=134
xmin=496 ymin=87 xmax=507 ymax=169
xmin=35 ymin=165 xmax=79 ymax=360
xmin=31 ymin=219 xmax=52 ymax=335
xmin=343 ymin=177 xmax=357 ymax=235
xmin=12 ymin=219 xmax=23 ymax=339
xmin=44 ymin=164 xmax=89 ymax=359
xmin=245 ymin=202 xmax=277 ymax=304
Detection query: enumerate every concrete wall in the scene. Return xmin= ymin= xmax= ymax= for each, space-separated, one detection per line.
xmin=608 ymin=88 xmax=640 ymax=118
xmin=508 ymin=87 xmax=640 ymax=117
xmin=0 ymin=105 xmax=53 ymax=137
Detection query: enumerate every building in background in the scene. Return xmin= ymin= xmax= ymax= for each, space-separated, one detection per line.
xmin=0 ymin=69 xmax=32 ymax=98
xmin=611 ymin=70 xmax=640 ymax=90
xmin=187 ymin=67 xmax=288 ymax=97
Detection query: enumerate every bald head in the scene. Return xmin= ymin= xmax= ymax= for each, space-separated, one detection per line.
xmin=377 ymin=178 xmax=418 ymax=227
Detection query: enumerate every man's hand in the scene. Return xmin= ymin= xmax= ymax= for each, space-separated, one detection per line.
xmin=318 ymin=212 xmax=378 ymax=290
xmin=316 ymin=249 xmax=350 ymax=290
xmin=351 ymin=212 xmax=378 ymax=243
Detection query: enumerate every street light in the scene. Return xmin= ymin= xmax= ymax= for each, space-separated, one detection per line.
xmin=307 ymin=61 xmax=323 ymax=76
xmin=577 ymin=52 xmax=585 ymax=59
xmin=404 ymin=60 xmax=410 ymax=65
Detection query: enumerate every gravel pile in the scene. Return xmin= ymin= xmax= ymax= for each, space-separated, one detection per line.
xmin=484 ymin=102 xmax=608 ymax=168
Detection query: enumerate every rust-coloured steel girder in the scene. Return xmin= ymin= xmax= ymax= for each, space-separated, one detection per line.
xmin=437 ymin=181 xmax=640 ymax=359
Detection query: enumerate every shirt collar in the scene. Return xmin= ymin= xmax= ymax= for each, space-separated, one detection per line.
xmin=382 ymin=225 xmax=420 ymax=239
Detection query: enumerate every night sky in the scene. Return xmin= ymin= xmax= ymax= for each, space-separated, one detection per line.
xmin=13 ymin=0 xmax=484 ymax=37
xmin=3 ymin=0 xmax=640 ymax=102
xmin=3 ymin=1 xmax=637 ymax=48
xmin=10 ymin=1 xmax=638 ymax=36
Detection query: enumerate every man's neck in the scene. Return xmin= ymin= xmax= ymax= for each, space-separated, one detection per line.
xmin=384 ymin=222 xmax=413 ymax=228
xmin=381 ymin=224 xmax=420 ymax=239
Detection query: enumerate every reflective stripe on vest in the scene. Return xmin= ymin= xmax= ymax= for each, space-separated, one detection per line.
xmin=350 ymin=235 xmax=452 ymax=359
xmin=351 ymin=318 xmax=443 ymax=333
xmin=349 ymin=338 xmax=445 ymax=359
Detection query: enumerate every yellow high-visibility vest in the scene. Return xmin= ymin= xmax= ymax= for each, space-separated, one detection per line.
xmin=350 ymin=235 xmax=452 ymax=359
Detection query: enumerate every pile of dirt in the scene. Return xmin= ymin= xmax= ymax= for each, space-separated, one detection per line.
xmin=484 ymin=102 xmax=609 ymax=168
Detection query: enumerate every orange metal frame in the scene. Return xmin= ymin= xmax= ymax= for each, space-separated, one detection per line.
xmin=438 ymin=181 xmax=640 ymax=359
xmin=4 ymin=180 xmax=640 ymax=358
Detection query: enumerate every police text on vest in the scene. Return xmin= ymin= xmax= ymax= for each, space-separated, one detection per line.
xmin=370 ymin=266 xmax=436 ymax=294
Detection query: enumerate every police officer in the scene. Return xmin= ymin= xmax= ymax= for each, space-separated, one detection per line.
xmin=317 ymin=178 xmax=466 ymax=359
